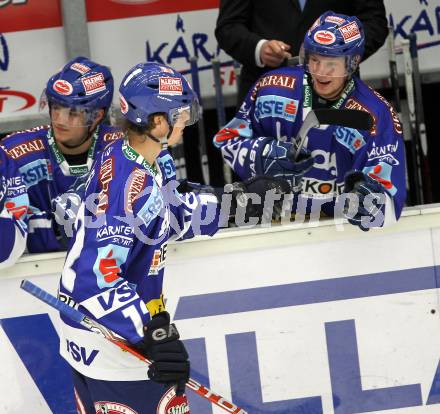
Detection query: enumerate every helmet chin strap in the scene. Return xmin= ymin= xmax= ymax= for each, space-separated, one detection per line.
xmin=146 ymin=131 xmax=169 ymax=145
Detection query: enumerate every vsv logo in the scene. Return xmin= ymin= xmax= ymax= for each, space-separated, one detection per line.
xmin=66 ymin=339 xmax=99 ymax=366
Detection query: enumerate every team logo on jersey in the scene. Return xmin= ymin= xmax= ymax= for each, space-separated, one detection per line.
xmin=149 ymin=244 xmax=167 ymax=276
xmin=120 ymin=94 xmax=129 ymax=114
xmin=126 ymin=167 xmax=147 ymax=213
xmin=363 ymin=162 xmax=397 ymax=196
xmin=334 ymin=126 xmax=366 ymax=154
xmin=302 ymin=177 xmax=344 ymax=198
xmin=255 ymin=95 xmax=299 ymax=122
xmin=367 ymin=141 xmax=400 ymax=167
xmin=7 ymin=138 xmax=45 ymax=160
xmin=5 ymin=200 xmax=27 ymax=219
xmin=137 ymin=182 xmax=164 ymax=227
xmin=19 ymin=158 xmax=52 ymax=187
xmin=82 ymin=73 xmax=106 ymax=95
xmin=53 ymin=80 xmax=73 ymax=96
xmin=94 ymin=401 xmax=138 ymax=414
xmin=252 ymin=75 xmax=296 ymax=101
xmin=159 ymin=77 xmax=183 ymax=95
xmin=70 ymin=62 xmax=91 ymax=74
xmin=93 ymin=245 xmax=130 ymax=288
xmin=103 ymin=131 xmax=125 ymax=142
xmin=339 ymin=21 xmax=361 ymax=43
xmin=214 ymin=118 xmax=250 ymax=144
xmin=96 ymin=157 xmax=114 ymax=214
xmin=325 ymin=15 xmax=346 ymax=25
xmin=157 ymin=387 xmax=190 ymax=414
xmin=313 ymin=30 xmax=336 ymax=45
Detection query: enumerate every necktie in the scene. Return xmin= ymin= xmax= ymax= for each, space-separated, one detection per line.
xmin=299 ymin=0 xmax=307 ymax=11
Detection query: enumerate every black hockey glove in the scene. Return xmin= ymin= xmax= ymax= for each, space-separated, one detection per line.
xmin=227 ymin=175 xmax=291 ymax=223
xmin=135 ymin=312 xmax=189 ymax=396
xmin=341 ymin=170 xmax=388 ymax=232
xmin=249 ymin=137 xmax=315 ymax=193
xmin=177 ymin=176 xmax=291 ymax=224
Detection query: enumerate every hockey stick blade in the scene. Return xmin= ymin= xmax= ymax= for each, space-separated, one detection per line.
xmin=313 ymin=108 xmax=373 ymax=130
xmin=292 ymin=108 xmax=374 ymax=161
xmin=20 ymin=279 xmax=248 ymax=414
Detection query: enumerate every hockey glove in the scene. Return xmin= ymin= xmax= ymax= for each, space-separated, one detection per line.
xmin=342 ymin=170 xmax=387 ymax=232
xmin=227 ymin=175 xmax=291 ymax=223
xmin=136 ymin=312 xmax=189 ymax=396
xmin=251 ymin=137 xmax=315 ymax=193
xmin=177 ymin=176 xmax=291 ymax=223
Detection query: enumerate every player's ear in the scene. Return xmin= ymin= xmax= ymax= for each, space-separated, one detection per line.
xmin=153 ymin=114 xmax=166 ymax=126
xmin=91 ymin=109 xmax=105 ymax=129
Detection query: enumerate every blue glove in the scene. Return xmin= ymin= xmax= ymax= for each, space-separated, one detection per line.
xmin=0 ymin=173 xmax=6 ymax=212
xmin=249 ymin=137 xmax=314 ymax=193
xmin=342 ymin=171 xmax=388 ymax=231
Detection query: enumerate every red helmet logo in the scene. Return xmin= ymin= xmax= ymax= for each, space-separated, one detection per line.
xmin=313 ymin=30 xmax=336 ymax=45
xmin=53 ymin=80 xmax=73 ymax=96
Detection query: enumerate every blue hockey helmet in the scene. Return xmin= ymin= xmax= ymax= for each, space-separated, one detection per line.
xmin=301 ymin=11 xmax=365 ymax=77
xmin=43 ymin=56 xmax=114 ymax=118
xmin=119 ymin=62 xmax=199 ymax=128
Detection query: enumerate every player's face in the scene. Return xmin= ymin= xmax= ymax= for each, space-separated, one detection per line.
xmin=167 ymin=109 xmax=190 ymax=146
xmin=51 ymin=104 xmax=91 ymax=146
xmin=309 ymin=54 xmax=347 ymax=100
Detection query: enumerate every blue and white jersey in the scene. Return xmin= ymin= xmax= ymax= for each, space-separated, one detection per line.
xmin=1 ymin=124 xmax=123 ymax=253
xmin=214 ymin=66 xmax=406 ymax=223
xmin=58 ymin=138 xmax=222 ymax=380
xmin=0 ymin=145 xmax=29 ymax=268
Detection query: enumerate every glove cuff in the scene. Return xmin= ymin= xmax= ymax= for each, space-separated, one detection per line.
xmin=244 ymin=137 xmax=273 ymax=177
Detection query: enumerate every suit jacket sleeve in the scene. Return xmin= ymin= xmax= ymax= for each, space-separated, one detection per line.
xmin=215 ymin=0 xmax=262 ymax=67
xmin=353 ymin=0 xmax=388 ymax=60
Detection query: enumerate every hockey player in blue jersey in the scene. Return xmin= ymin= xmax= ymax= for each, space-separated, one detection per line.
xmin=1 ymin=56 xmax=121 ymax=255
xmin=214 ymin=11 xmax=407 ymax=231
xmin=0 ymin=145 xmax=29 ymax=268
xmin=58 ymin=62 xmax=288 ymax=413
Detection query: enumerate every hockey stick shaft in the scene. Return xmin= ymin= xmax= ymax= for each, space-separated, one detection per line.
xmin=20 ymin=280 xmax=248 ymax=414
xmin=189 ymin=56 xmax=210 ymax=185
xmin=408 ymin=33 xmax=432 ymax=203
xmin=212 ymin=59 xmax=233 ymax=184
xmin=387 ymin=26 xmax=402 ymax=114
xmin=402 ymin=39 xmax=424 ymax=205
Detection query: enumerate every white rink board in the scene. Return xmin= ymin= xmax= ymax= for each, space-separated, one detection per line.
xmin=0 ymin=207 xmax=439 ymax=413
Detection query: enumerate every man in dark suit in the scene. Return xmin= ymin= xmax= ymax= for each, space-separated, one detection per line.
xmin=215 ymin=0 xmax=388 ymax=104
